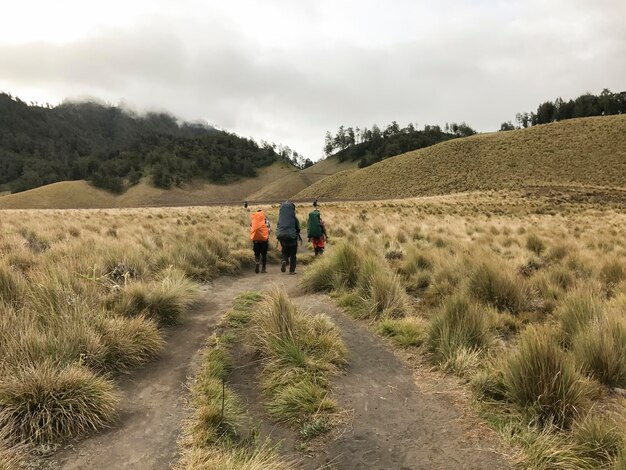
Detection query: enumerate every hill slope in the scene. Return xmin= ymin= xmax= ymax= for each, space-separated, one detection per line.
xmin=0 ymin=93 xmax=282 ymax=193
xmin=297 ymin=115 xmax=626 ymax=200
xmin=246 ymin=157 xmax=358 ymax=200
xmin=0 ymin=162 xmax=302 ymax=209
xmin=0 ymin=158 xmax=360 ymax=209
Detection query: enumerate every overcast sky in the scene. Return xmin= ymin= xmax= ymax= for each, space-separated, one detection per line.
xmin=1 ymin=0 xmax=624 ymax=160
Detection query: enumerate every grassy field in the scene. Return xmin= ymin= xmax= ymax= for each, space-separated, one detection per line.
xmin=0 ymin=205 xmax=262 ymax=463
xmin=1 ymin=192 xmax=625 ymax=468
xmin=297 ymin=115 xmax=626 ymax=200
xmin=298 ymin=194 xmax=626 ymax=468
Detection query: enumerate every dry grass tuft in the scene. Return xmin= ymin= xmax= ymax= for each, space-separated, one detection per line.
xmin=427 ymin=296 xmax=494 ymax=370
xmin=572 ymin=316 xmax=626 ymax=388
xmin=468 ymin=261 xmax=535 ymax=314
xmin=502 ymin=325 xmax=593 ymax=429
xmin=0 ymin=363 xmax=120 ymax=443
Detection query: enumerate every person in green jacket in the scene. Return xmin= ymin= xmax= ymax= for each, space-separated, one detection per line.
xmin=307 ymin=207 xmax=328 ymax=256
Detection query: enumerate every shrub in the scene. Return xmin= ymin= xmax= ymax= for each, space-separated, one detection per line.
xmin=502 ymin=325 xmax=593 ymax=428
xmin=300 ymin=255 xmax=335 ymax=293
xmin=299 ymin=314 xmax=347 ymax=369
xmin=600 ymin=261 xmax=625 ymax=290
xmin=427 ymin=296 xmax=494 ymax=365
xmin=266 ymin=380 xmax=336 ymax=424
xmin=331 ymin=242 xmax=362 ymax=290
xmin=0 ymin=363 xmax=120 ymax=443
xmin=0 ymin=264 xmax=23 ymax=306
xmin=116 ymin=268 xmax=200 ymax=325
xmin=573 ymin=414 xmax=625 ymax=465
xmin=251 ymin=290 xmax=346 ymax=429
xmin=572 ymin=317 xmax=626 ymax=388
xmin=548 ymin=244 xmax=570 ymax=262
xmin=357 ymin=258 xmax=410 ymax=318
xmin=253 ymin=290 xmax=300 ymax=352
xmin=163 ymin=237 xmax=223 ymax=281
xmin=518 ymin=428 xmax=596 ymax=470
xmin=558 ymin=291 xmax=604 ymax=345
xmin=470 ymin=364 xmax=506 ymax=401
xmin=526 ymin=234 xmax=545 ymax=255
xmin=399 ymin=247 xmax=433 ymax=276
xmin=95 ymin=315 xmax=165 ymax=373
xmin=469 ymin=262 xmax=533 ymax=314
xmin=300 ymin=242 xmax=363 ymax=293
xmin=549 ymin=267 xmax=575 ymax=291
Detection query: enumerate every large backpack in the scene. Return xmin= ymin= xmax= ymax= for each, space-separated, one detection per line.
xmin=307 ymin=210 xmax=322 ymax=238
xmin=276 ymin=202 xmax=297 ymax=240
xmin=250 ymin=211 xmax=269 ymax=242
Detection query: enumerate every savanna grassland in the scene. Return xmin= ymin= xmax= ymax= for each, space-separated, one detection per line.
xmin=299 ymin=193 xmax=626 ymax=469
xmin=0 ymin=206 xmax=262 ymax=466
xmin=1 ymin=190 xmax=626 ymax=469
xmin=298 ymin=115 xmax=626 ymax=200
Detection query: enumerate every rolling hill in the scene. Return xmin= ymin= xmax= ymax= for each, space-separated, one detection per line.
xmin=296 ymin=115 xmax=626 ymax=200
xmin=0 ymin=162 xmax=295 ymax=209
xmin=0 ymin=159 xmax=357 ymax=209
xmin=0 ymin=93 xmax=284 ymax=194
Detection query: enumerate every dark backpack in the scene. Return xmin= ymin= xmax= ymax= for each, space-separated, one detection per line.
xmin=307 ymin=210 xmax=322 ymax=238
xmin=276 ymin=202 xmax=298 ymax=240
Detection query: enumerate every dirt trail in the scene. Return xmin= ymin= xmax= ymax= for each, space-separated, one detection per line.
xmin=50 ymin=272 xmax=298 ymax=470
xmin=297 ymin=295 xmax=511 ymax=470
xmin=230 ymin=293 xmax=511 ymax=470
xmin=49 ymin=269 xmax=511 ymax=470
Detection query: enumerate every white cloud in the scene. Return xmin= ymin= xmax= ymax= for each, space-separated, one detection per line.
xmin=1 ymin=0 xmax=624 ymax=160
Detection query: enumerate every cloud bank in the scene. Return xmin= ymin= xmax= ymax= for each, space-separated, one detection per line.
xmin=1 ymin=0 xmax=625 ymax=159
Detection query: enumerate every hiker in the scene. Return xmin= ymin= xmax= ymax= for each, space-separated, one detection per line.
xmin=313 ymin=198 xmax=318 ymax=208
xmin=243 ymin=200 xmax=249 ymax=210
xmin=276 ymin=201 xmax=301 ymax=274
xmin=307 ymin=206 xmax=328 ymax=256
xmin=250 ymin=208 xmax=271 ymax=274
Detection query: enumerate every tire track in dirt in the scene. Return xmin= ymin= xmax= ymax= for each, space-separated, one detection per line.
xmin=294 ymin=294 xmax=513 ymax=470
xmin=229 ymin=292 xmax=512 ymax=470
xmin=48 ymin=272 xmax=299 ymax=470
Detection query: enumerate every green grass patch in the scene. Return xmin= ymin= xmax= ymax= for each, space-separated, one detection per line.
xmin=226 ymin=291 xmax=263 ymax=328
xmin=251 ymin=289 xmax=347 ymax=435
xmin=378 ymin=317 xmax=428 ymax=348
xmin=177 ymin=331 xmax=293 ymax=469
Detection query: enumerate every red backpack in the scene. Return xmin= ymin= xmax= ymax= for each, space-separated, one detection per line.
xmin=250 ymin=211 xmax=269 ymax=241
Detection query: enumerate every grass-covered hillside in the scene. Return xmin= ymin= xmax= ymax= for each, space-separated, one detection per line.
xmin=298 ymin=115 xmax=626 ymax=200
xmin=246 ymin=157 xmax=358 ymax=201
xmin=0 ymin=162 xmax=302 ymax=209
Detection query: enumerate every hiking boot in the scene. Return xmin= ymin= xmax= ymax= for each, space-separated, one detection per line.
xmin=261 ymin=266 xmax=267 ymax=273
xmin=255 ymin=263 xmax=260 ymax=274
xmin=281 ymin=260 xmax=287 ymax=272
xmin=289 ymin=271 xmax=297 ymax=275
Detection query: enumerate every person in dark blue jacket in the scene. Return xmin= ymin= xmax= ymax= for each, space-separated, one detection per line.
xmin=276 ymin=201 xmax=301 ymax=274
